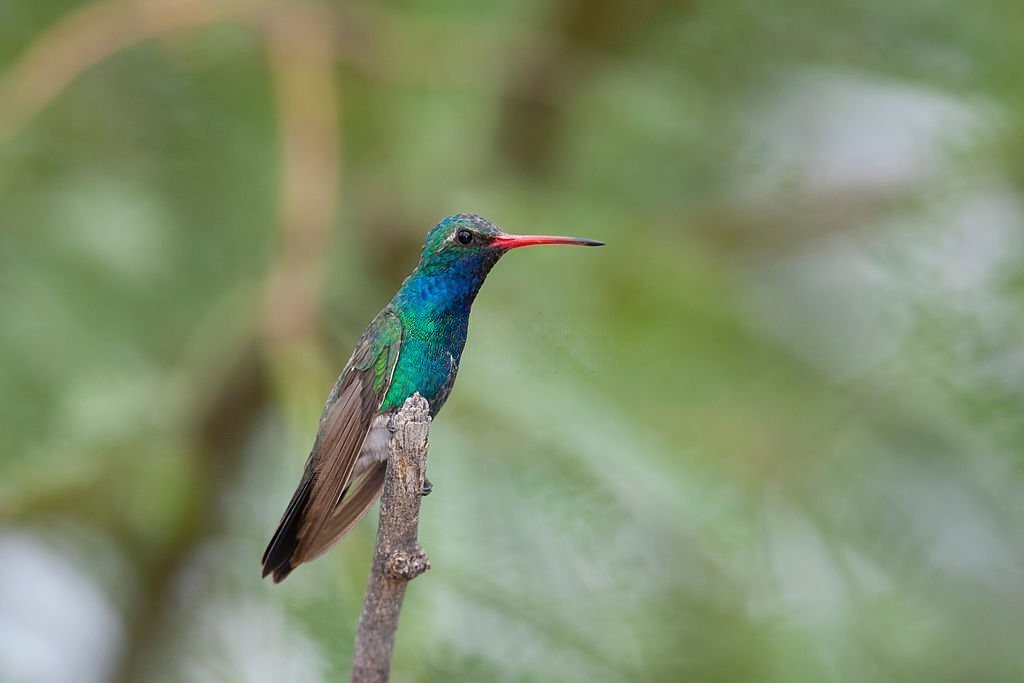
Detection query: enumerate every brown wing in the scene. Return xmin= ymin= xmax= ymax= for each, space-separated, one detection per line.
xmin=300 ymin=462 xmax=387 ymax=561
xmin=261 ymin=310 xmax=402 ymax=582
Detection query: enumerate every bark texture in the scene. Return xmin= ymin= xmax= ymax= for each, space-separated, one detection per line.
xmin=350 ymin=393 xmax=431 ymax=683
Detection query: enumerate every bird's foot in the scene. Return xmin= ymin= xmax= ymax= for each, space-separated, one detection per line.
xmin=420 ymin=477 xmax=433 ymax=497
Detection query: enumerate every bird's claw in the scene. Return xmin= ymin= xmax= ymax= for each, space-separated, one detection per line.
xmin=420 ymin=477 xmax=433 ymax=497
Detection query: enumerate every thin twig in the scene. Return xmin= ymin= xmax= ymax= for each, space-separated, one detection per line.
xmin=350 ymin=394 xmax=432 ymax=683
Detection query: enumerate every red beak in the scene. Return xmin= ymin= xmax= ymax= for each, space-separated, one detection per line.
xmin=491 ymin=233 xmax=605 ymax=249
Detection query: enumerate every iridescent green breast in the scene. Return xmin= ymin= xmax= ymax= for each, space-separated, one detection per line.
xmin=376 ymin=214 xmax=505 ymax=416
xmin=378 ymin=303 xmax=468 ymax=416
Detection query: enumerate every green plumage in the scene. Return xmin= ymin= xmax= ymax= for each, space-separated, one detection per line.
xmin=262 ymin=214 xmax=603 ymax=581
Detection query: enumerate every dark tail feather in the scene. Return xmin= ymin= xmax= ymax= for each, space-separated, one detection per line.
xmin=261 ymin=474 xmax=314 ymax=583
xmin=262 ymin=462 xmax=386 ymax=582
xmin=297 ymin=462 xmax=386 ymax=563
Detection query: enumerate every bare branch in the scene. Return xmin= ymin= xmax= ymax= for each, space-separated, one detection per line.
xmin=350 ymin=394 xmax=431 ymax=683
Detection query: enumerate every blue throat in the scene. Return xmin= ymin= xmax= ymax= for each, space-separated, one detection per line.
xmin=392 ymin=250 xmax=499 ymax=318
xmin=381 ymin=248 xmax=504 ymax=415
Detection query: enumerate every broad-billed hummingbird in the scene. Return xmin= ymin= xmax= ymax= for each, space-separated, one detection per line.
xmin=262 ymin=214 xmax=603 ymax=581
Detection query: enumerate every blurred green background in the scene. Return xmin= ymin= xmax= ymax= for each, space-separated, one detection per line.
xmin=2 ymin=0 xmax=1024 ymax=681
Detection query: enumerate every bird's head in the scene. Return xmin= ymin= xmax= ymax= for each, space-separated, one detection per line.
xmin=415 ymin=213 xmax=604 ymax=279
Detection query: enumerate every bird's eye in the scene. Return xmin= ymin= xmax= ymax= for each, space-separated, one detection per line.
xmin=456 ymin=229 xmax=473 ymax=245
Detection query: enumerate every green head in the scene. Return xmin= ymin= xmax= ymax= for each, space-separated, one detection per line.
xmin=395 ymin=213 xmax=603 ymax=314
xmin=415 ymin=213 xmax=603 ymax=276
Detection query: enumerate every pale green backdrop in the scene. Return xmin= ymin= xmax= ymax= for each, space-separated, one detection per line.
xmin=2 ymin=1 xmax=1023 ymax=681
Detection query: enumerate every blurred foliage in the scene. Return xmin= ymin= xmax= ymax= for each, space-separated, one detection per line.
xmin=2 ymin=0 xmax=1024 ymax=681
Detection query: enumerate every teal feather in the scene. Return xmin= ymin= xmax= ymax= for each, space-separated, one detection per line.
xmin=262 ymin=213 xmax=602 ymax=581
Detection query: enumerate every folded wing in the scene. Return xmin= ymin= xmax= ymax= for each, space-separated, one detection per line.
xmin=261 ymin=310 xmax=403 ymax=582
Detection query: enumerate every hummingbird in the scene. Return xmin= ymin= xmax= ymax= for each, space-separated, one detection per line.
xmin=262 ymin=214 xmax=604 ymax=581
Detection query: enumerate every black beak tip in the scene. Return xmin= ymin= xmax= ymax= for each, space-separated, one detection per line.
xmin=583 ymin=238 xmax=606 ymax=247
